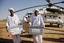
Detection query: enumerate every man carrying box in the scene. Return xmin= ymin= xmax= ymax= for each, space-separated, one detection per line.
xmin=29 ymin=9 xmax=45 ymax=43
xmin=6 ymin=8 xmax=22 ymax=43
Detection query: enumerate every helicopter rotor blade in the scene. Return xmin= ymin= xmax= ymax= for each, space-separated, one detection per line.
xmin=54 ymin=5 xmax=64 ymax=9
xmin=46 ymin=0 xmax=50 ymax=3
xmin=52 ymin=1 xmax=64 ymax=4
xmin=14 ymin=4 xmax=47 ymax=13
xmin=14 ymin=1 xmax=64 ymax=13
xmin=48 ymin=1 xmax=64 ymax=7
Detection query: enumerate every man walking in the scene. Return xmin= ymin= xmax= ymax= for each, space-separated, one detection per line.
xmin=6 ymin=8 xmax=21 ymax=43
xmin=30 ymin=9 xmax=45 ymax=43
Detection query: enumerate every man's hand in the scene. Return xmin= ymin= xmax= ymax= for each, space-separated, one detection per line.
xmin=6 ymin=26 xmax=8 ymax=32
xmin=6 ymin=26 xmax=7 ymax=29
xmin=29 ymin=22 xmax=32 ymax=26
xmin=43 ymin=25 xmax=45 ymax=28
xmin=6 ymin=26 xmax=10 ymax=36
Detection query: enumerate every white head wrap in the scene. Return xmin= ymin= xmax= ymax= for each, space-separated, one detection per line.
xmin=8 ymin=8 xmax=14 ymax=12
xmin=35 ymin=9 xmax=39 ymax=11
xmin=25 ymin=16 xmax=28 ymax=18
xmin=33 ymin=8 xmax=39 ymax=13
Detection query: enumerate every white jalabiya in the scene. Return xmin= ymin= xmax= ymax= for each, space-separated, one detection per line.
xmin=30 ymin=14 xmax=45 ymax=43
xmin=6 ymin=14 xmax=22 ymax=35
xmin=30 ymin=14 xmax=45 ymax=26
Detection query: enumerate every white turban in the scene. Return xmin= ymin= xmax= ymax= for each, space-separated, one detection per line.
xmin=35 ymin=9 xmax=39 ymax=11
xmin=8 ymin=8 xmax=14 ymax=12
xmin=33 ymin=8 xmax=39 ymax=13
xmin=25 ymin=16 xmax=28 ymax=18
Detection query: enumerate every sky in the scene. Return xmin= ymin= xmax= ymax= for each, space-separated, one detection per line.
xmin=0 ymin=0 xmax=64 ymax=20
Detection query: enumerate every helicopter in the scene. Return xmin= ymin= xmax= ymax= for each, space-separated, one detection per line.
xmin=14 ymin=0 xmax=64 ymax=28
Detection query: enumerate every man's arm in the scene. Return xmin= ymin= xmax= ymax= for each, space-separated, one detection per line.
xmin=6 ymin=17 xmax=9 ymax=32
xmin=29 ymin=16 xmax=33 ymax=26
xmin=16 ymin=15 xmax=22 ymax=25
xmin=40 ymin=16 xmax=45 ymax=28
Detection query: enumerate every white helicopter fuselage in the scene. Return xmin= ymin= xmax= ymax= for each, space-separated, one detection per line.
xmin=25 ymin=6 xmax=64 ymax=28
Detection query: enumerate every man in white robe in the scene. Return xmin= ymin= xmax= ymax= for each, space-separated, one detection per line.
xmin=22 ymin=16 xmax=28 ymax=32
xmin=23 ymin=16 xmax=28 ymax=22
xmin=6 ymin=8 xmax=22 ymax=43
xmin=30 ymin=9 xmax=45 ymax=43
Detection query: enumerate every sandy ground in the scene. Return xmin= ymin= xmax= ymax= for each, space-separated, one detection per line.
xmin=0 ymin=21 xmax=64 ymax=43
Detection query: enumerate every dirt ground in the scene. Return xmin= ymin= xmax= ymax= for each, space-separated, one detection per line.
xmin=0 ymin=21 xmax=64 ymax=43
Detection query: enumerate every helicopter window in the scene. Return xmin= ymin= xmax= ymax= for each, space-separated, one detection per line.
xmin=53 ymin=16 xmax=55 ymax=18
xmin=45 ymin=16 xmax=47 ymax=18
xmin=49 ymin=16 xmax=51 ymax=17
xmin=59 ymin=17 xmax=61 ymax=19
xmin=39 ymin=9 xmax=43 ymax=11
xmin=28 ymin=16 xmax=30 ymax=18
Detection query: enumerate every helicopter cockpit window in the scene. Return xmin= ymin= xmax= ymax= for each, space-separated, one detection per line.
xmin=27 ymin=13 xmax=33 ymax=15
xmin=39 ymin=9 xmax=43 ymax=11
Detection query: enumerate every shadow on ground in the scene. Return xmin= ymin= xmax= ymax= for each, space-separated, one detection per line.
xmin=45 ymin=33 xmax=64 ymax=35
xmin=45 ymin=28 xmax=64 ymax=32
xmin=0 ymin=38 xmax=64 ymax=43
xmin=0 ymin=26 xmax=6 ymax=29
xmin=0 ymin=38 xmax=13 ymax=43
xmin=45 ymin=25 xmax=58 ymax=28
xmin=20 ymin=34 xmax=32 ymax=38
xmin=0 ymin=38 xmax=33 ymax=43
xmin=20 ymin=40 xmax=33 ymax=43
xmin=43 ymin=38 xmax=64 ymax=43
